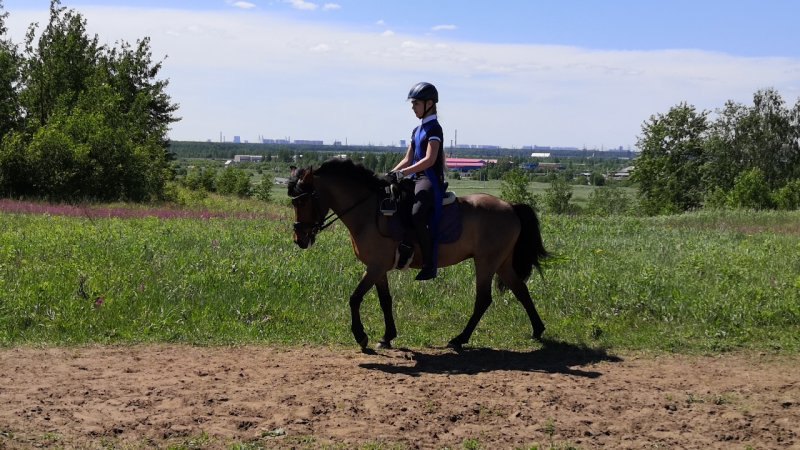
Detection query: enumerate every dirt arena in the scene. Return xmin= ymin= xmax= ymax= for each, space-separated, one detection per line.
xmin=1 ymin=344 xmax=798 ymax=449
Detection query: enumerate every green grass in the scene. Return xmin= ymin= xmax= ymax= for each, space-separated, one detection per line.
xmin=1 ymin=205 xmax=798 ymax=353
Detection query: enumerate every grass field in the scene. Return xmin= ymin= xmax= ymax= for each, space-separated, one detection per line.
xmin=1 ymin=199 xmax=798 ymax=353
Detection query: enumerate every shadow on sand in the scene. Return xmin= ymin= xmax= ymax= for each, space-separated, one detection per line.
xmin=359 ymin=338 xmax=623 ymax=378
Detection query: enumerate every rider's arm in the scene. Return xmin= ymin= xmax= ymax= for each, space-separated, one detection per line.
xmin=398 ymin=140 xmax=439 ymax=177
xmin=391 ymin=143 xmax=414 ymax=172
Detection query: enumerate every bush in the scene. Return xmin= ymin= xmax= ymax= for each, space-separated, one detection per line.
xmin=728 ymin=168 xmax=773 ymax=210
xmin=254 ymin=175 xmax=273 ymax=202
xmin=772 ymin=179 xmax=800 ymax=210
xmin=216 ymin=167 xmax=251 ymax=198
xmin=543 ymin=177 xmax=574 ymax=214
xmin=500 ymin=168 xmax=539 ymax=210
xmin=586 ymin=186 xmax=633 ymax=217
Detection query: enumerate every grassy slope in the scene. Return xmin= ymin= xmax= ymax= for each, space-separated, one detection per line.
xmin=1 ymin=201 xmax=798 ymax=353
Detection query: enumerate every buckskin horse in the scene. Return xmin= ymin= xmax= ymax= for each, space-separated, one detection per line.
xmin=288 ymin=158 xmax=547 ymax=351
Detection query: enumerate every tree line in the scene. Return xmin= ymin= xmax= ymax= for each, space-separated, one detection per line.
xmin=0 ymin=0 xmax=178 ymax=201
xmin=634 ymin=88 xmax=800 ymax=214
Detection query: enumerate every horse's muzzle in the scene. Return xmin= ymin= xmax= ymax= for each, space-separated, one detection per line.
xmin=293 ymin=223 xmax=317 ymax=249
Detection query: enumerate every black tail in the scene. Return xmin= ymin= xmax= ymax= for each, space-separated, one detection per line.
xmin=497 ymin=204 xmax=548 ymax=291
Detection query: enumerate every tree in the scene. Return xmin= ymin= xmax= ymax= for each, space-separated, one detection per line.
xmin=727 ymin=168 xmax=773 ymax=210
xmin=217 ymin=167 xmax=251 ymax=197
xmin=586 ymin=186 xmax=634 ymax=217
xmin=633 ymin=103 xmax=709 ymax=215
xmin=705 ymin=89 xmax=800 ymax=193
xmin=0 ymin=1 xmax=20 ymax=139
xmin=254 ymin=175 xmax=273 ymax=202
xmin=543 ymin=177 xmax=574 ymax=214
xmin=500 ymin=168 xmax=538 ymax=210
xmin=19 ymin=0 xmax=100 ymax=128
xmin=0 ymin=0 xmax=179 ymax=201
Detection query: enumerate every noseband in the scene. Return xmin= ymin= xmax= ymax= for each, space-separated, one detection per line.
xmin=291 ymin=190 xmax=337 ymax=239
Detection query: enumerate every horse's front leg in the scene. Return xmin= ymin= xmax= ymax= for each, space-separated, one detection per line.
xmin=349 ymin=269 xmax=380 ymax=351
xmin=375 ymin=272 xmax=397 ymax=349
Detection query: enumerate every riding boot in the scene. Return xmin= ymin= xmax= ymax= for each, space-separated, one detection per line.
xmin=414 ymin=224 xmax=437 ymax=281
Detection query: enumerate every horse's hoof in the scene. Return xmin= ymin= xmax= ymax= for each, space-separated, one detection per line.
xmin=376 ymin=341 xmax=392 ymax=350
xmin=447 ymin=340 xmax=464 ymax=353
xmin=357 ymin=336 xmax=369 ymax=350
xmin=533 ymin=327 xmax=546 ymax=341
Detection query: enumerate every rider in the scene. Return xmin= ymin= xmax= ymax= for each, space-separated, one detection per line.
xmin=389 ymin=82 xmax=445 ymax=281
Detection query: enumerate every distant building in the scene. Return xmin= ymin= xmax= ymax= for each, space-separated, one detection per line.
xmin=293 ymin=140 xmax=324 ymax=146
xmin=530 ymin=152 xmax=551 ymax=158
xmin=233 ymin=136 xmax=241 ymax=144
xmin=537 ymin=162 xmax=566 ymax=171
xmin=232 ymin=155 xmax=264 ymax=163
xmin=446 ymin=157 xmax=497 ymax=172
xmin=610 ymin=166 xmax=635 ymax=180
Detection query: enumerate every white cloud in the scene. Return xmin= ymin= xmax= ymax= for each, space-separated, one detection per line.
xmin=431 ymin=24 xmax=457 ymax=32
xmin=227 ymin=0 xmax=256 ymax=9
xmin=286 ymin=0 xmax=318 ymax=11
xmin=376 ymin=20 xmax=386 ymax=26
xmin=5 ymin=6 xmax=798 ymax=148
xmin=310 ymin=43 xmax=331 ymax=52
xmin=323 ymin=3 xmax=341 ymax=11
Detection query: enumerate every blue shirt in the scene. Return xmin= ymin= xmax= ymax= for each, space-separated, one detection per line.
xmin=411 ymin=114 xmax=444 ymax=183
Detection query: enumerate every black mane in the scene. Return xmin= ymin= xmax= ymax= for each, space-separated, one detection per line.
xmin=288 ymin=158 xmax=387 ymax=197
xmin=314 ymin=158 xmax=388 ymax=190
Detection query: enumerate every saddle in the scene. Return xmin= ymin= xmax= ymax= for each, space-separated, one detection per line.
xmin=378 ymin=178 xmax=462 ymax=269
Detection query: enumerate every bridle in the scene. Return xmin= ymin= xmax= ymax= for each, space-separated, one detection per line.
xmin=291 ymin=185 xmax=373 ymax=241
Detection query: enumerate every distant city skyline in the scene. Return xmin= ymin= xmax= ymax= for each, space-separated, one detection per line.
xmin=211 ymin=133 xmax=631 ymax=152
xmin=4 ymin=1 xmax=799 ymax=149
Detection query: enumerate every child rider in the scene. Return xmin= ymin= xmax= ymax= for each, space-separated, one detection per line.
xmin=389 ymin=82 xmax=445 ymax=281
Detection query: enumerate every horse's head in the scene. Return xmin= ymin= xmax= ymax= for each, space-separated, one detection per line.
xmin=288 ymin=166 xmax=328 ymax=249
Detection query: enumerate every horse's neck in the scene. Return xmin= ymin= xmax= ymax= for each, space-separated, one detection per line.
xmin=318 ymin=178 xmax=375 ymax=231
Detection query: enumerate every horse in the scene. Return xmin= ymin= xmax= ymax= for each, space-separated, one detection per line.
xmin=288 ymin=158 xmax=548 ymax=351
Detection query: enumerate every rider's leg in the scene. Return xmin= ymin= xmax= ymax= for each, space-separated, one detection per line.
xmin=412 ymin=177 xmax=437 ymax=280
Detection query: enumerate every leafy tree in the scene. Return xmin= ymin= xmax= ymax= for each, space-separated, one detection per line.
xmin=633 ymin=103 xmax=709 ymax=215
xmin=772 ymin=179 xmax=800 ymax=210
xmin=217 ymin=167 xmax=251 ymax=197
xmin=543 ymin=177 xmax=573 ymax=214
xmin=705 ymin=89 xmax=800 ymax=193
xmin=727 ymin=168 xmax=773 ymax=210
xmin=586 ymin=186 xmax=634 ymax=217
xmin=0 ymin=0 xmax=179 ymax=200
xmin=19 ymin=0 xmax=99 ymax=128
xmin=184 ymin=166 xmax=217 ymax=192
xmin=0 ymin=1 xmax=20 ymax=139
xmin=254 ymin=175 xmax=273 ymax=202
xmin=500 ymin=168 xmax=538 ymax=210
xmin=589 ymin=172 xmax=605 ymax=186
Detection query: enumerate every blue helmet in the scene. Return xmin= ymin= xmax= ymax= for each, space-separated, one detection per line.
xmin=407 ymin=82 xmax=438 ymax=103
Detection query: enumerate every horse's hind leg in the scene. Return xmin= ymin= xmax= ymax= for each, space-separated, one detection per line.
xmin=375 ymin=273 xmax=397 ymax=349
xmin=448 ymin=269 xmax=494 ymax=350
xmin=498 ymin=264 xmax=546 ymax=340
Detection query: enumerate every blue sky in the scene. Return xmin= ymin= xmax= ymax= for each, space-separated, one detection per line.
xmin=3 ymin=1 xmax=800 ymax=148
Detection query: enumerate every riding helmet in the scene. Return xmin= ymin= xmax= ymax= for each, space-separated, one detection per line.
xmin=407 ymin=82 xmax=438 ymax=103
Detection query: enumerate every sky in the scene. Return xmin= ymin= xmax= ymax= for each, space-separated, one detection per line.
xmin=2 ymin=0 xmax=800 ymax=150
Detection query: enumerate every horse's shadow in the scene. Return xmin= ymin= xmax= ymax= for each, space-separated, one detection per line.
xmin=359 ymin=338 xmax=622 ymax=378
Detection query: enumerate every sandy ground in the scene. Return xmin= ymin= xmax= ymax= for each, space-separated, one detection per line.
xmin=0 ymin=344 xmax=798 ymax=449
